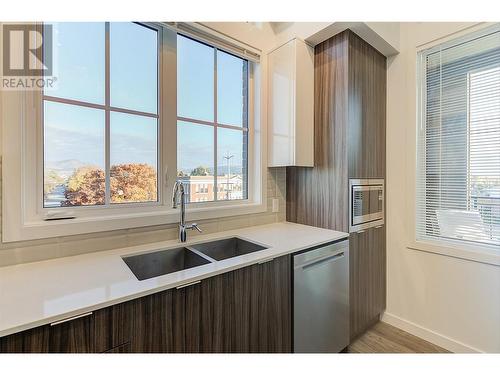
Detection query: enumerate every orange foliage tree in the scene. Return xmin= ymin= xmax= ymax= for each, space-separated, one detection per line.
xmin=110 ymin=163 xmax=157 ymax=203
xmin=64 ymin=167 xmax=105 ymax=206
xmin=64 ymin=164 xmax=157 ymax=206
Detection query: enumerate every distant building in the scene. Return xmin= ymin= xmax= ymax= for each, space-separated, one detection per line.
xmin=179 ymin=174 xmax=244 ymax=202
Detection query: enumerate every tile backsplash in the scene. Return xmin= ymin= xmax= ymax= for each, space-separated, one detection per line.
xmin=0 ymin=161 xmax=286 ymax=267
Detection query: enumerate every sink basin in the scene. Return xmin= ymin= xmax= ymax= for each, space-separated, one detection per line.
xmin=188 ymin=237 xmax=268 ymax=261
xmin=122 ymin=247 xmax=211 ymax=281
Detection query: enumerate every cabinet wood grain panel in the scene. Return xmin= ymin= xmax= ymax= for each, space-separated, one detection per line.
xmin=347 ymin=32 xmax=386 ymax=179
xmin=200 ymin=274 xmax=225 ymax=352
xmin=200 ymin=256 xmax=291 ymax=353
xmin=349 ymin=226 xmax=386 ymax=340
xmin=129 ymin=289 xmax=175 ymax=353
xmin=253 ymin=256 xmax=292 ymax=353
xmin=49 ymin=314 xmax=94 ymax=353
xmin=182 ymin=282 xmax=202 ymax=353
xmin=94 ymin=301 xmax=133 ymax=353
xmin=232 ymin=265 xmax=252 ymax=352
xmin=0 ymin=325 xmax=50 ymax=353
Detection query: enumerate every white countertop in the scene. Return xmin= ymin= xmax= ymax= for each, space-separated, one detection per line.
xmin=0 ymin=222 xmax=348 ymax=338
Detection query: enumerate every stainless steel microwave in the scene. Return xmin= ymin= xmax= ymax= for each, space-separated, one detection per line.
xmin=349 ymin=179 xmax=384 ymax=232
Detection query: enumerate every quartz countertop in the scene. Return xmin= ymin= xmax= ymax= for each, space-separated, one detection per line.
xmin=0 ymin=222 xmax=348 ymax=337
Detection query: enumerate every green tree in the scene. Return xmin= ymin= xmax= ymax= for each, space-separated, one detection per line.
xmin=191 ymin=165 xmax=210 ymax=176
xmin=44 ymin=169 xmax=65 ymax=195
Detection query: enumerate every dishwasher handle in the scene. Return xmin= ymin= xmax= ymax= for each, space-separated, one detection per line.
xmin=298 ymin=251 xmax=345 ymax=270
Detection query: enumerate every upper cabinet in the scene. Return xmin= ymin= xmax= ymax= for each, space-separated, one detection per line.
xmin=267 ymin=38 xmax=314 ymax=167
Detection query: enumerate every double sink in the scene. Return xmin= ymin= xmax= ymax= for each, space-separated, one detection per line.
xmin=122 ymin=237 xmax=268 ymax=281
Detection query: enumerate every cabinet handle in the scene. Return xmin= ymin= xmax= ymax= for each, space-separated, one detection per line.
xmin=357 ymin=230 xmax=366 ymax=234
xmin=176 ymin=280 xmax=201 ymax=289
xmin=375 ymin=225 xmax=384 ymax=229
xmin=258 ymin=257 xmax=274 ymax=265
xmin=50 ymin=312 xmax=93 ymax=326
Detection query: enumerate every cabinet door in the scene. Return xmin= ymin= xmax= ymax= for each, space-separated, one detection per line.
xmin=349 ymin=225 xmax=386 ymax=340
xmin=268 ymin=39 xmax=314 ymax=167
xmin=0 ymin=326 xmax=50 ymax=353
xmin=176 ymin=281 xmax=202 ymax=353
xmin=129 ymin=289 xmax=176 ymax=353
xmin=252 ymin=256 xmax=292 ymax=353
xmin=49 ymin=313 xmax=94 ymax=353
xmin=200 ymin=256 xmax=291 ymax=353
xmin=200 ymin=271 xmax=236 ymax=352
xmin=94 ymin=301 xmax=133 ymax=353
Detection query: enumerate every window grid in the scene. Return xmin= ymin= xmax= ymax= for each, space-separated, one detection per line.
xmin=42 ymin=22 xmax=160 ymax=208
xmin=177 ymin=35 xmax=249 ymax=203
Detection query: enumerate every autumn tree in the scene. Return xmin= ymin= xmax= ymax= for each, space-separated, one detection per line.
xmin=64 ymin=164 xmax=157 ymax=206
xmin=64 ymin=167 xmax=105 ymax=206
xmin=110 ymin=163 xmax=157 ymax=203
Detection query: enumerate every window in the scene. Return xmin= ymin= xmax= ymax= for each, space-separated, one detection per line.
xmin=43 ymin=22 xmax=159 ymax=208
xmin=417 ymin=26 xmax=500 ymax=249
xmin=176 ymin=35 xmax=248 ymax=203
xmin=1 ymin=22 xmax=264 ymax=242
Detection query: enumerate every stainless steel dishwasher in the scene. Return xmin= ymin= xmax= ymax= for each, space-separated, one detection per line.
xmin=293 ymin=239 xmax=349 ymax=353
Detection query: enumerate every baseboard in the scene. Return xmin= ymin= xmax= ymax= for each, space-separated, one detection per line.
xmin=381 ymin=312 xmax=483 ymax=353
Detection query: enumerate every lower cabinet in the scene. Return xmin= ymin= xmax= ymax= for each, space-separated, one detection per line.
xmin=0 ymin=313 xmax=94 ymax=353
xmin=200 ymin=255 xmax=291 ymax=353
xmin=349 ymin=225 xmax=386 ymax=340
xmin=0 ymin=255 xmax=291 ymax=353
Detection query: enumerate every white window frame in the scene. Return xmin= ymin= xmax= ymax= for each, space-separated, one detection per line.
xmin=176 ymin=33 xmax=250 ymax=205
xmin=411 ymin=23 xmax=500 ymax=266
xmin=1 ymin=22 xmax=266 ymax=242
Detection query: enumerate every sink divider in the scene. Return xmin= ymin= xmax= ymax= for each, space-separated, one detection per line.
xmin=185 ymin=246 xmax=218 ymax=264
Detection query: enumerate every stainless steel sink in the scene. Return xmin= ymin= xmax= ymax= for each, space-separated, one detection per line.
xmin=122 ymin=247 xmax=211 ymax=281
xmin=188 ymin=237 xmax=268 ymax=261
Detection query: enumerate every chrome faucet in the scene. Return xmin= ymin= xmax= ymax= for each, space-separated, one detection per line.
xmin=172 ymin=180 xmax=202 ymax=242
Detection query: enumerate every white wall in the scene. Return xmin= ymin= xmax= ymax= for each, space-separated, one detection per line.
xmin=384 ymin=22 xmax=500 ymax=353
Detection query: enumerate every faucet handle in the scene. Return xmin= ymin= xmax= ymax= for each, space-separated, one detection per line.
xmin=190 ymin=223 xmax=202 ymax=233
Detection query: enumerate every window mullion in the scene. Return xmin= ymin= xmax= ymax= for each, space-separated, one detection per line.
xmin=104 ymin=22 xmax=111 ymax=206
xmin=213 ymin=48 xmax=218 ymax=202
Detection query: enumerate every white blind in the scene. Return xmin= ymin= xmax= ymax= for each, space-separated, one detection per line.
xmin=417 ymin=25 xmax=500 ymax=249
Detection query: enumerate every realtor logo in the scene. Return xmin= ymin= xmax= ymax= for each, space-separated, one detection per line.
xmin=2 ymin=24 xmax=55 ymax=90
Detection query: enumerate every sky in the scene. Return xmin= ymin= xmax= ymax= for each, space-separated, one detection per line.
xmin=44 ymin=23 xmax=246 ymax=175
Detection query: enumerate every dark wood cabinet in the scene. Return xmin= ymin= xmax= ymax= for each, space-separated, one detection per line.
xmin=0 ymin=325 xmax=49 ymax=353
xmin=199 ymin=256 xmax=291 ymax=353
xmin=254 ymin=257 xmax=291 ymax=353
xmin=1 ymin=255 xmax=292 ymax=354
xmin=49 ymin=313 xmax=95 ymax=353
xmin=128 ymin=289 xmax=176 ymax=353
xmin=94 ymin=301 xmax=133 ymax=353
xmin=349 ymin=225 xmax=386 ymax=340
xmin=0 ymin=313 xmax=94 ymax=353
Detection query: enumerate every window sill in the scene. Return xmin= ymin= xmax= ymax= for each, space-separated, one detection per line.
xmin=407 ymin=239 xmax=500 ymax=266
xmin=3 ymin=201 xmax=267 ymax=243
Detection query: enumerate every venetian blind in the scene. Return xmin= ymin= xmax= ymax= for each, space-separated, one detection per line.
xmin=417 ymin=25 xmax=500 ymax=249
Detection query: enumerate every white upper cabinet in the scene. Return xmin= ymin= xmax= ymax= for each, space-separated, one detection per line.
xmin=267 ymin=38 xmax=314 ymax=167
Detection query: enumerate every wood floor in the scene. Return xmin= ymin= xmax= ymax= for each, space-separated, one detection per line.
xmin=347 ymin=322 xmax=449 ymax=353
